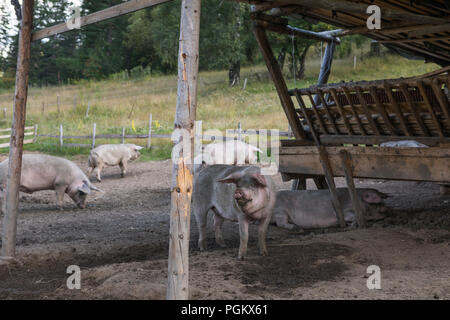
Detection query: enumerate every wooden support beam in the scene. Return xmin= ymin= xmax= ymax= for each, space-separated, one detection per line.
xmin=416 ymin=81 xmax=445 ymax=137
xmin=32 ymin=0 xmax=172 ymax=41
xmin=272 ymin=0 xmax=449 ymax=25
xmin=329 ymin=89 xmax=353 ymax=135
xmin=383 ymin=82 xmax=412 ymax=136
xmin=1 ymin=0 xmax=34 ymax=260
xmin=377 ymin=36 xmax=450 ymax=44
xmin=355 ymin=87 xmax=380 ymax=135
xmin=320 ymin=135 xmax=450 ymax=147
xmin=253 ymin=26 xmax=307 ymax=140
xmin=167 ymin=0 xmax=201 ymax=301
xmin=339 ymin=150 xmax=365 ymax=228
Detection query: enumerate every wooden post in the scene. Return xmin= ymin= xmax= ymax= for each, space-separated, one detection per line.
xmin=147 ymin=114 xmax=152 ymax=149
xmin=73 ymin=96 xmax=77 ymax=111
xmin=3 ymin=108 xmax=6 ymax=118
xmin=33 ymin=124 xmax=38 ymax=143
xmin=339 ymin=150 xmax=366 ymax=227
xmin=243 ymin=78 xmax=248 ymax=90
xmin=121 ymin=127 xmax=125 ymax=144
xmin=59 ymin=124 xmax=63 ymax=146
xmin=167 ymin=0 xmax=201 ymax=300
xmin=92 ymin=123 xmax=96 ymax=148
xmin=1 ymin=0 xmax=35 ymax=260
xmin=41 ymin=102 xmax=44 ymax=113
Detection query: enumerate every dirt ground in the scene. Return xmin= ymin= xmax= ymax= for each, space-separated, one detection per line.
xmin=0 ymin=156 xmax=449 ymax=300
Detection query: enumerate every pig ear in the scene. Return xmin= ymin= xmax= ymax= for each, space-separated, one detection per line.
xmin=251 ymin=173 xmax=267 ymax=187
xmin=218 ymin=172 xmax=243 ymax=184
xmin=78 ymin=182 xmax=91 ymax=195
xmin=362 ymin=190 xmax=383 ymax=204
xmin=134 ymin=146 xmax=144 ymax=151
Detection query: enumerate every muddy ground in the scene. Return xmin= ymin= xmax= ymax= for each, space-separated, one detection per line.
xmin=0 ymin=156 xmax=449 ymax=300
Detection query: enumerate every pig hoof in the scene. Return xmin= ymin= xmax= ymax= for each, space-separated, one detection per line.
xmin=237 ymin=255 xmax=245 ymax=261
xmin=260 ymin=250 xmax=268 ymax=256
xmin=198 ymin=241 xmax=207 ymax=251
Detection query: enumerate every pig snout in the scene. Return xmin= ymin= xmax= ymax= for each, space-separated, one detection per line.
xmin=234 ymin=190 xmax=243 ymax=199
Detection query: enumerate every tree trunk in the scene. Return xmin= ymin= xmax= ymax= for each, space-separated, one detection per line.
xmin=228 ymin=61 xmax=240 ymax=87
xmin=277 ymin=47 xmax=286 ymax=71
xmin=296 ymin=44 xmax=311 ymax=80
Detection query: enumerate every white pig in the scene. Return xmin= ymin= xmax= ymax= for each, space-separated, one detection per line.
xmin=87 ymin=144 xmax=143 ymax=182
xmin=0 ymin=154 xmax=102 ymax=210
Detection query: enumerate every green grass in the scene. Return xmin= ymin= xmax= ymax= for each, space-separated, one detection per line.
xmin=0 ymin=53 xmax=441 ymax=160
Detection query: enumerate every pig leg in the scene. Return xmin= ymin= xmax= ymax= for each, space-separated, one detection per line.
xmin=194 ymin=206 xmax=210 ymax=251
xmin=257 ymin=216 xmax=271 ymax=256
xmin=95 ymin=163 xmax=103 ymax=182
xmin=237 ymin=216 xmax=249 ymax=260
xmin=273 ymin=211 xmax=295 ymax=230
xmin=119 ymin=160 xmax=127 ymax=177
xmin=54 ymin=185 xmax=66 ymax=210
xmin=213 ymin=211 xmax=226 ymax=248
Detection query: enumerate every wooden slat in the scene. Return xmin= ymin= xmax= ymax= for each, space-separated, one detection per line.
xmin=341 ymin=87 xmax=366 ymax=135
xmin=399 ymin=83 xmax=430 ymax=136
xmin=317 ymin=89 xmax=339 ymax=134
xmin=369 ymin=86 xmax=397 ymax=135
xmin=383 ymin=82 xmax=412 ymax=136
xmin=416 ymin=81 xmax=445 ymax=137
xmin=295 ymin=90 xmax=321 ymax=145
xmin=329 ymin=89 xmax=353 ymax=135
xmin=431 ymin=78 xmax=450 ymax=123
xmin=355 ymin=87 xmax=380 ymax=135
xmin=0 ymin=139 xmax=34 ymax=149
xmin=306 ymin=91 xmax=328 ymax=134
xmin=32 ymin=0 xmax=172 ymax=41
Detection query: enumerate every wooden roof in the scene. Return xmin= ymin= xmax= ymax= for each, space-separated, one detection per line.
xmin=247 ymin=0 xmax=450 ymax=66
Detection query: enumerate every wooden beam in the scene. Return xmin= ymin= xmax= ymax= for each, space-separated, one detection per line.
xmin=167 ymin=0 xmax=200 ymax=300
xmin=408 ymin=23 xmax=450 ymax=38
xmin=377 ymin=36 xmax=450 ymax=44
xmin=339 ymin=150 xmax=366 ymax=228
xmin=32 ymin=0 xmax=172 ymax=41
xmin=252 ymin=26 xmax=307 ymax=140
xmin=1 ymin=0 xmax=34 ymax=260
xmin=320 ymin=135 xmax=450 ymax=147
xmin=271 ymin=0 xmax=450 ymax=25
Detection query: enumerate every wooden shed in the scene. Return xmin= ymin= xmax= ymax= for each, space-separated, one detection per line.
xmin=246 ymin=0 xmax=450 ymax=226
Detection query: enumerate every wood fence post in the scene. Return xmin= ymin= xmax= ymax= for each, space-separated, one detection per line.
xmin=3 ymin=108 xmax=6 ymax=118
xmin=41 ymin=102 xmax=44 ymax=113
xmin=85 ymin=101 xmax=90 ymax=118
xmin=1 ymin=0 xmax=35 ymax=260
xmin=59 ymin=124 xmax=63 ymax=146
xmin=92 ymin=123 xmax=96 ymax=148
xmin=238 ymin=122 xmax=242 ymax=141
xmin=147 ymin=114 xmax=152 ymax=149
xmin=121 ymin=127 xmax=125 ymax=144
xmin=167 ymin=0 xmax=201 ymax=300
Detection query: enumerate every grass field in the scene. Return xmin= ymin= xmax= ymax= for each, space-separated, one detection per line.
xmin=0 ymin=53 xmax=441 ymax=160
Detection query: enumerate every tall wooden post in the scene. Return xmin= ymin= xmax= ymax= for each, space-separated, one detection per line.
xmin=167 ymin=0 xmax=201 ymax=300
xmin=1 ymin=0 xmax=35 ymax=260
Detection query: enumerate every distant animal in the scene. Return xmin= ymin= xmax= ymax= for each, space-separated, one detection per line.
xmin=0 ymin=154 xmax=102 ymax=210
xmin=194 ymin=140 xmax=261 ymax=173
xmin=272 ymin=188 xmax=388 ymax=230
xmin=87 ymin=144 xmax=143 ymax=182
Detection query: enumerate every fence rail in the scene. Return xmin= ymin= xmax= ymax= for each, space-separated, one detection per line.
xmin=34 ymin=116 xmax=291 ymax=149
xmin=0 ymin=125 xmax=36 ymax=149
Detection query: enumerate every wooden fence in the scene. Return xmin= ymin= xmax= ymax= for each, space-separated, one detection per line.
xmin=0 ymin=125 xmax=37 ymax=149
